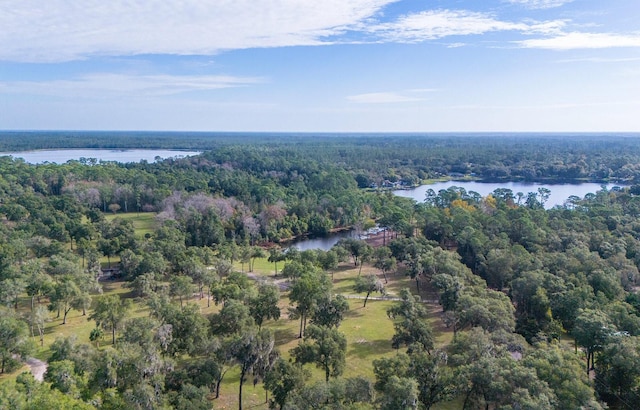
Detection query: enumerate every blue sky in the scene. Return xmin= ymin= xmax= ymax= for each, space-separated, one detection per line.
xmin=1 ymin=0 xmax=639 ymax=132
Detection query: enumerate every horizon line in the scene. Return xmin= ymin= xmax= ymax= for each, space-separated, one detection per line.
xmin=2 ymin=130 xmax=640 ymax=135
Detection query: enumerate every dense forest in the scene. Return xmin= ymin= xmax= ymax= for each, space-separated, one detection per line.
xmin=1 ymin=132 xmax=640 ymax=409
xmin=3 ymin=132 xmax=640 ymax=184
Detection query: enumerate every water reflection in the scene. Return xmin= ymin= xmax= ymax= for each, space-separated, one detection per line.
xmin=292 ymin=181 xmax=623 ymax=250
xmin=393 ymin=181 xmax=621 ymax=209
xmin=288 ymin=230 xmax=356 ymax=252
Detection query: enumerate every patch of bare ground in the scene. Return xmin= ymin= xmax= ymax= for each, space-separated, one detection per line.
xmin=26 ymin=357 xmax=47 ymax=381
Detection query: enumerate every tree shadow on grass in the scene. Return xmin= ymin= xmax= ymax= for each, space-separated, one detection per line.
xmin=343 ymin=308 xmax=364 ymax=319
xmin=383 ymin=276 xmax=412 ymax=296
xmin=348 ymin=339 xmax=394 ymax=359
xmin=334 ymin=263 xmax=359 ymax=273
xmin=100 ymin=280 xmax=137 ymax=300
xmin=44 ymin=322 xmax=61 ymax=334
xmin=332 ymin=277 xmax=356 ymax=294
xmin=273 ymin=327 xmax=299 ymax=347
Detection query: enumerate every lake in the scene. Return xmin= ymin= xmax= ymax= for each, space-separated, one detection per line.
xmin=293 ymin=180 xmax=623 ymax=250
xmin=0 ymin=148 xmax=624 ymax=250
xmin=0 ymin=149 xmax=202 ymax=164
xmin=393 ymin=180 xmax=622 ymax=209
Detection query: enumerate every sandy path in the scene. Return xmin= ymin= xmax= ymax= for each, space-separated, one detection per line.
xmin=26 ymin=357 xmax=47 ymax=381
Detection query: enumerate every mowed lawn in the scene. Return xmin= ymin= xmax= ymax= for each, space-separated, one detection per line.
xmin=214 ymin=258 xmax=454 ymax=409
xmin=105 ymin=211 xmax=157 ymax=239
xmin=2 ymin=250 xmax=456 ymax=409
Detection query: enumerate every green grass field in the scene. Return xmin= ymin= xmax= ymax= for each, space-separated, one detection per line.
xmin=214 ymin=258 xmax=456 ymax=409
xmin=105 ymin=211 xmax=157 ymax=239
xmin=1 ymin=230 xmax=459 ymax=409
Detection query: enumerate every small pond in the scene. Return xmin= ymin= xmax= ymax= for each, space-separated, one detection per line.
xmin=288 ymin=230 xmax=358 ymax=252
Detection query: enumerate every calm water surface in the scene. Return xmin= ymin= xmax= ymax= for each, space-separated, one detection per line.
xmin=1 ymin=148 xmax=624 ymax=250
xmin=0 ymin=149 xmax=202 ymax=164
xmin=289 ymin=230 xmax=357 ymax=251
xmin=393 ymin=180 xmax=622 ymax=209
xmin=295 ymin=180 xmax=624 ymax=250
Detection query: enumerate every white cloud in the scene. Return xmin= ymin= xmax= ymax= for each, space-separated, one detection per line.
xmin=522 ymin=20 xmax=567 ymax=35
xmin=519 ymin=32 xmax=640 ymax=49
xmin=369 ymin=10 xmax=524 ymax=42
xmin=506 ymin=0 xmax=574 ymax=9
xmin=0 ymin=1 xmax=580 ymax=62
xmin=347 ymin=92 xmax=424 ymax=103
xmin=367 ymin=9 xmax=565 ymax=42
xmin=0 ymin=74 xmax=263 ymax=98
xmin=0 ymin=0 xmax=397 ymax=62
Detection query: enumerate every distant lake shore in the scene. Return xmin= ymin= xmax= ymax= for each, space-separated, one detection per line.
xmin=0 ymin=148 xmax=202 ymax=164
xmin=392 ymin=180 xmax=623 ymax=209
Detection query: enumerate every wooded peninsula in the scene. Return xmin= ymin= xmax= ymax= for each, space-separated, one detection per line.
xmin=1 ymin=132 xmax=640 ymax=410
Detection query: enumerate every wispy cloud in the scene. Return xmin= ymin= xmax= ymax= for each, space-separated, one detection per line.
xmin=505 ymin=0 xmax=574 ymax=10
xmin=347 ymin=91 xmax=428 ymax=104
xmin=369 ymin=10 xmax=523 ymax=42
xmin=453 ymin=100 xmax=640 ymax=109
xmin=519 ymin=32 xmax=640 ymax=50
xmin=522 ymin=20 xmax=568 ymax=35
xmin=0 ymin=1 xmax=583 ymax=63
xmin=366 ymin=9 xmax=566 ymax=42
xmin=0 ymin=74 xmax=263 ymax=98
xmin=0 ymin=0 xmax=397 ymax=62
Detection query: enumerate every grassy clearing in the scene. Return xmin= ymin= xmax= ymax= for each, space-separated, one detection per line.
xmin=1 ymin=280 xmax=222 ymax=381
xmin=196 ymin=256 xmax=456 ymax=409
xmin=212 ymin=257 xmax=457 ymax=409
xmin=105 ymin=212 xmax=157 ymax=239
xmin=100 ymin=212 xmax=157 ymax=266
xmin=1 ymin=249 xmax=458 ymax=409
xmin=237 ymin=256 xmax=276 ymax=276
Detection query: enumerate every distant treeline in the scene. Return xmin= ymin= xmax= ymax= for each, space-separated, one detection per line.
xmin=3 ymin=131 xmax=640 ymax=183
xmin=2 ymin=132 xmax=640 ymax=408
